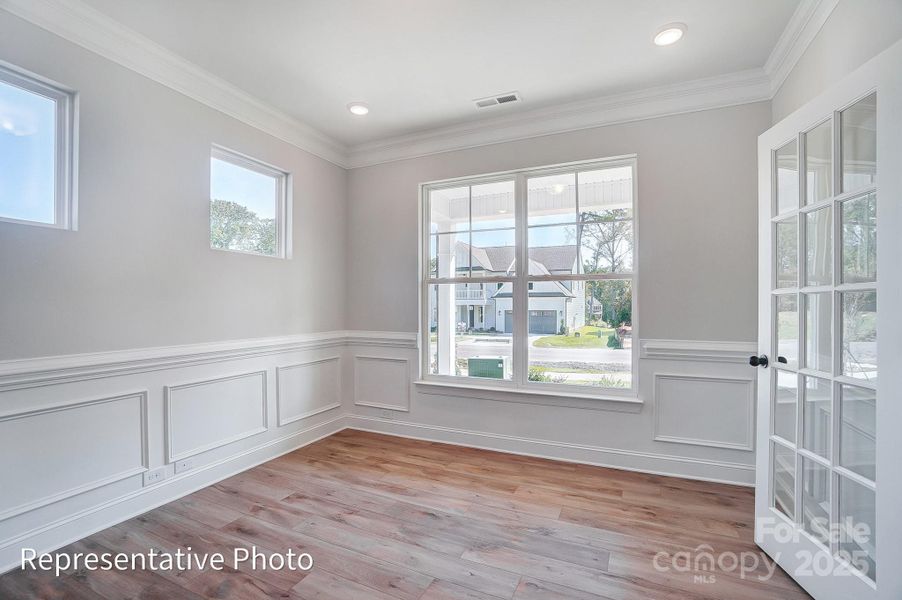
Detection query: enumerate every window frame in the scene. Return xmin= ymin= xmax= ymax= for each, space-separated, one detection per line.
xmin=418 ymin=155 xmax=639 ymax=399
xmin=0 ymin=61 xmax=78 ymax=230
xmin=209 ymin=144 xmax=292 ymax=259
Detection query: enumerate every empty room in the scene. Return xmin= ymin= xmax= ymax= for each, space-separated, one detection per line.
xmin=1 ymin=1 xmax=900 ymax=599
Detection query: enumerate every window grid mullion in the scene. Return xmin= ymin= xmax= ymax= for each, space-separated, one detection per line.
xmin=514 ymin=172 xmax=528 ymax=386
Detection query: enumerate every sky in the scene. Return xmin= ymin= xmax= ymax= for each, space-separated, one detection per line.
xmin=210 ymin=157 xmax=277 ymax=219
xmin=0 ymin=81 xmax=56 ymax=224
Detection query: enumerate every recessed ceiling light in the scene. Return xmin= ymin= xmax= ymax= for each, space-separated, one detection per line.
xmin=347 ymin=102 xmax=369 ymax=116
xmin=654 ymin=23 xmax=686 ymax=46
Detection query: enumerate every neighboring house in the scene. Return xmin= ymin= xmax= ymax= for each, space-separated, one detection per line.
xmin=440 ymin=243 xmax=586 ymax=334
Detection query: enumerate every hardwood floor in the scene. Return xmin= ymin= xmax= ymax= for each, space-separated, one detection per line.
xmin=0 ymin=430 xmax=810 ymax=599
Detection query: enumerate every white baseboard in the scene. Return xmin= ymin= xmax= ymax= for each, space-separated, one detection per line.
xmin=344 ymin=415 xmax=755 ymax=487
xmin=0 ymin=415 xmax=347 ymax=575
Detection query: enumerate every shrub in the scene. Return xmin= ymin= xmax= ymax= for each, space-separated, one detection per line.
xmin=528 ymin=367 xmax=566 ymax=384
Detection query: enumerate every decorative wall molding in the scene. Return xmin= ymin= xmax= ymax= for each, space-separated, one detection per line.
xmin=640 ymin=339 xmax=757 ymax=363
xmin=0 ymin=330 xmax=766 ymax=573
xmin=0 ymin=415 xmax=347 ymax=575
xmin=0 ymin=0 xmax=839 ymax=170
xmin=653 ymin=374 xmax=756 ymax=452
xmin=275 ymin=356 xmax=342 ymax=426
xmin=1 ymin=335 xmax=756 ymax=390
xmin=345 ymin=330 xmax=419 ymax=349
xmin=164 ymin=370 xmax=268 ymax=463
xmin=346 ymin=69 xmax=774 ymax=168
xmin=353 ymin=355 xmax=411 ymax=412
xmin=345 ymin=415 xmax=755 ymax=486
xmin=0 ymin=391 xmax=148 ymax=521
xmin=0 ymin=331 xmax=352 ymax=391
xmin=763 ymin=0 xmax=840 ymax=96
xmin=0 ymin=0 xmax=347 ymax=167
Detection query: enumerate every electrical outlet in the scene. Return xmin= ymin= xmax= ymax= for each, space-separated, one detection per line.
xmin=174 ymin=458 xmax=193 ymax=474
xmin=143 ymin=467 xmax=167 ymax=487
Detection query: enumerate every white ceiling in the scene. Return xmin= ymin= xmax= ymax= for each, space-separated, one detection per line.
xmin=78 ymin=0 xmax=800 ymax=147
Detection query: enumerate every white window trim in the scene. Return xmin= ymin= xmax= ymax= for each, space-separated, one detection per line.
xmin=210 ymin=144 xmax=292 ymax=259
xmin=0 ymin=60 xmax=78 ymax=230
xmin=418 ymin=154 xmax=639 ymax=402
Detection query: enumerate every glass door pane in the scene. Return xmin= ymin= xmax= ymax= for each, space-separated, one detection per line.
xmin=838 ymin=477 xmax=876 ymax=581
xmin=765 ymin=90 xmax=879 ymax=588
xmin=776 ymin=139 xmax=799 ymax=214
xmin=804 ymin=292 xmax=831 ymax=373
xmin=776 ymin=218 xmax=798 ymax=288
xmin=839 ymin=384 xmax=876 ymax=481
xmin=805 ymin=207 xmax=832 ymax=286
xmin=841 ymin=291 xmax=877 ymax=382
xmin=773 ymin=442 xmax=796 ymax=519
xmin=805 ymin=120 xmax=833 ymax=205
xmin=841 ymin=193 xmax=877 ymax=283
xmin=801 ymin=458 xmax=830 ymax=544
xmin=775 ymin=295 xmax=799 ymax=369
xmin=841 ymin=93 xmax=877 ymax=193
xmin=802 ymin=376 xmax=831 ymax=458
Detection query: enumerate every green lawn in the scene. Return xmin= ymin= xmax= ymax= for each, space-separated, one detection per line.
xmin=532 ymin=325 xmax=615 ymax=348
xmin=530 ymin=365 xmax=609 ymax=375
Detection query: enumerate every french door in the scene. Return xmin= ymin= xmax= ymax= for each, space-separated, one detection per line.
xmin=754 ymin=41 xmax=902 ymax=600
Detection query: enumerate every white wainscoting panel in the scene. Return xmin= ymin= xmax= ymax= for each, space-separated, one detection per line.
xmin=0 ymin=392 xmax=148 ymax=521
xmin=653 ymin=374 xmax=756 ymax=451
xmin=165 ymin=370 xmax=267 ymax=462
xmin=0 ymin=332 xmax=766 ymax=575
xmin=354 ymin=355 xmax=410 ymax=412
xmin=276 ymin=357 xmax=342 ymax=426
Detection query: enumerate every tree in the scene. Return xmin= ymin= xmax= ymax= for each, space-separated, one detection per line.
xmin=210 ymin=199 xmax=276 ymax=255
xmin=593 ymin=279 xmax=632 ymax=327
xmin=577 ymin=209 xmax=632 ymax=274
xmin=570 ymin=210 xmax=633 ymax=327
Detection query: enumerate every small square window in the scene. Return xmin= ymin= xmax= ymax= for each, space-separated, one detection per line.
xmin=210 ymin=146 xmax=291 ymax=258
xmin=0 ymin=63 xmax=76 ymax=229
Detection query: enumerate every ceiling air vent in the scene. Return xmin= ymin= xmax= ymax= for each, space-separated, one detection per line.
xmin=474 ymin=91 xmax=521 ymax=109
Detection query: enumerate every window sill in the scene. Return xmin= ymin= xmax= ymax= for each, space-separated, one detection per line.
xmin=414 ymin=379 xmax=643 ymax=413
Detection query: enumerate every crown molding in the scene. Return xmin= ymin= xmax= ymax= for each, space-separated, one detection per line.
xmin=346 ymin=68 xmax=773 ymax=168
xmin=2 ymin=0 xmax=838 ymax=170
xmin=764 ymin=0 xmax=840 ymax=96
xmin=0 ymin=0 xmax=351 ymax=167
xmin=347 ymin=0 xmax=839 ymax=168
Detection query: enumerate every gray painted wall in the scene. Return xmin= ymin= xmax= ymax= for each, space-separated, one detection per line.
xmin=0 ymin=12 xmax=348 ymax=360
xmin=344 ymin=103 xmax=770 ymax=478
xmin=347 ymin=102 xmax=771 ymax=342
xmin=772 ymin=0 xmax=902 ymax=122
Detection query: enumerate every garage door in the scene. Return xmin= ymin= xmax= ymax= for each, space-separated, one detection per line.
xmin=528 ymin=310 xmax=557 ymax=334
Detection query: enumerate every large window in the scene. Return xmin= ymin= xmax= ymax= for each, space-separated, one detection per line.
xmin=0 ymin=63 xmax=76 ymax=229
xmin=422 ymin=157 xmax=637 ymax=395
xmin=210 ymin=145 xmax=291 ymax=258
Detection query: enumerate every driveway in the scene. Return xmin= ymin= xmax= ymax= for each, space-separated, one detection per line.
xmin=454 ymin=335 xmax=630 ymax=364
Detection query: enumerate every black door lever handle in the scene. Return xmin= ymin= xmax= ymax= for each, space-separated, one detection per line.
xmin=749 ymin=355 xmax=769 ymax=368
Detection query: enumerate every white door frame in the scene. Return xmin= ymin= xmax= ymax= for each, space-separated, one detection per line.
xmin=755 ymin=39 xmax=902 ymax=600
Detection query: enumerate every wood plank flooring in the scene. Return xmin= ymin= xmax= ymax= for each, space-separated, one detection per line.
xmin=0 ymin=430 xmax=810 ymax=599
